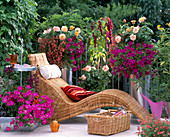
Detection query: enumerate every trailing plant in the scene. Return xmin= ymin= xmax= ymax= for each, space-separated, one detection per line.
xmin=109 ymin=17 xmax=156 ymax=79
xmin=38 ymin=25 xmax=85 ymax=71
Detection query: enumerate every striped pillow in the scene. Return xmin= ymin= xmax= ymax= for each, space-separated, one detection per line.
xmin=61 ymin=85 xmax=96 ymax=101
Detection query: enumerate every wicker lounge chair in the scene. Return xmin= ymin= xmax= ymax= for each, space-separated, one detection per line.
xmin=28 ymin=53 xmax=151 ymax=121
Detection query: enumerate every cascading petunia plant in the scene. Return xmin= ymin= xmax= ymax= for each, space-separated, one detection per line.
xmin=109 ymin=17 xmax=157 ymax=79
xmin=38 ymin=26 xmax=84 ymax=71
xmin=0 ymin=85 xmax=54 ymax=131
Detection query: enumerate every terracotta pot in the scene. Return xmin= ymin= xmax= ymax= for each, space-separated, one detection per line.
xmin=9 ymin=55 xmax=18 ymax=66
xmin=50 ymin=120 xmax=60 ymax=132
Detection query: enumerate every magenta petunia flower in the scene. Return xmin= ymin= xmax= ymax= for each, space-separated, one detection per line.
xmin=68 ymin=38 xmax=72 ymax=42
xmin=6 ymin=57 xmax=10 ymax=62
xmin=26 ymin=85 xmax=31 ymax=89
xmin=17 ymin=86 xmax=22 ymax=91
xmin=14 ymin=125 xmax=17 ymax=131
xmin=70 ymin=56 xmax=74 ymax=60
xmin=23 ymin=115 xmax=27 ymax=120
xmin=77 ymin=65 xmax=80 ymax=69
xmin=72 ymin=67 xmax=77 ymax=71
xmin=6 ymin=127 xmax=11 ymax=131
xmin=0 ymin=94 xmax=1 ymax=98
xmin=18 ymin=122 xmax=23 ymax=127
xmin=42 ymin=119 xmax=47 ymax=125
xmin=80 ymin=60 xmax=84 ymax=64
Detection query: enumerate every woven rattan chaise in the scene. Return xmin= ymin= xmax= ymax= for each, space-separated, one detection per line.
xmin=28 ymin=53 xmax=151 ymax=121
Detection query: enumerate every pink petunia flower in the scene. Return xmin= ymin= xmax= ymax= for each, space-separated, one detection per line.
xmin=17 ymin=86 xmax=22 ymax=91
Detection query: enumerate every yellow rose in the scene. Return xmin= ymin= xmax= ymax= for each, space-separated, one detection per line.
xmin=139 ymin=17 xmax=146 ymax=23
xmin=61 ymin=26 xmax=68 ymax=32
xmin=69 ymin=26 xmax=75 ymax=30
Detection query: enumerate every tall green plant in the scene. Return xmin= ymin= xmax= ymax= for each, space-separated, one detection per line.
xmin=0 ymin=0 xmax=38 ymax=67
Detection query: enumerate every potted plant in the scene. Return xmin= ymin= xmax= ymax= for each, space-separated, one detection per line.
xmin=38 ymin=26 xmax=84 ymax=71
xmin=0 ymin=85 xmax=54 ymax=131
xmin=136 ymin=115 xmax=170 ymax=137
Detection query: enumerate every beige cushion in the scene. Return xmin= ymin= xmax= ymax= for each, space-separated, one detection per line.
xmin=40 ymin=64 xmax=61 ymax=79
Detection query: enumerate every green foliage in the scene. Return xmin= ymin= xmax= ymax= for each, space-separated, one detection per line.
xmin=35 ymin=0 xmax=105 ymax=21
xmin=150 ymin=23 xmax=170 ymax=102
xmin=105 ymin=2 xmax=140 ymax=32
xmin=78 ymin=65 xmax=112 ymax=92
xmin=0 ymin=0 xmax=38 ymax=69
xmin=136 ymin=0 xmax=169 ymax=27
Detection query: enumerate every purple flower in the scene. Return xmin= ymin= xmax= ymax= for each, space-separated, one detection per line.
xmin=120 ymin=54 xmax=124 ymax=58
xmin=0 ymin=94 xmax=1 ymax=98
xmin=72 ymin=67 xmax=77 ymax=71
xmin=140 ymin=63 xmax=145 ymax=67
xmin=130 ymin=48 xmax=134 ymax=52
xmin=139 ymin=72 xmax=143 ymax=77
xmin=70 ymin=56 xmax=74 ymax=60
xmin=131 ymin=53 xmax=135 ymax=57
xmin=151 ymin=51 xmax=155 ymax=55
xmin=135 ymin=50 xmax=139 ymax=54
xmin=129 ymin=41 xmax=132 ymax=46
xmin=146 ymin=49 xmax=151 ymax=54
xmin=110 ymin=58 xmax=116 ymax=64
xmin=151 ymin=74 xmax=155 ymax=77
xmin=136 ymin=74 xmax=139 ymax=79
xmin=68 ymin=38 xmax=72 ymax=42
xmin=73 ymin=43 xmax=78 ymax=47
xmin=17 ymin=86 xmax=22 ymax=91
xmin=136 ymin=43 xmax=139 ymax=47
xmin=77 ymin=65 xmax=80 ymax=69
xmin=26 ymin=85 xmax=31 ymax=89
xmin=80 ymin=60 xmax=84 ymax=64
xmin=111 ymin=71 xmax=116 ymax=75
xmin=148 ymin=44 xmax=153 ymax=48
xmin=145 ymin=70 xmax=151 ymax=75
xmin=72 ymin=60 xmax=76 ymax=66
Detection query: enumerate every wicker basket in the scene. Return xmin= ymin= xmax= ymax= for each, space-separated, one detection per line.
xmin=85 ymin=109 xmax=131 ymax=136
